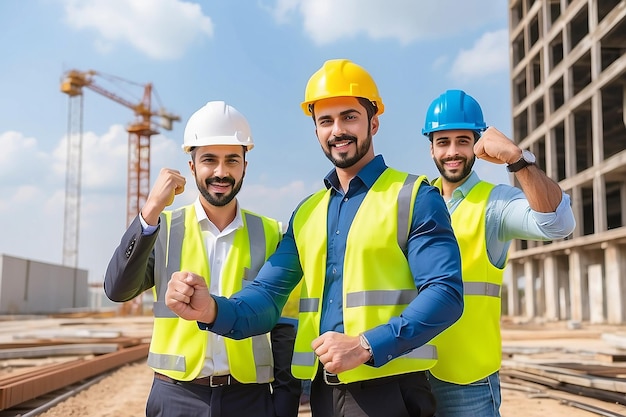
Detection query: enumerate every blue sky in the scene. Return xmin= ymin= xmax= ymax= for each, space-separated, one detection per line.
xmin=0 ymin=0 xmax=513 ymax=282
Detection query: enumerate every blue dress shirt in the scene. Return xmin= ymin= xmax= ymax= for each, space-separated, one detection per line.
xmin=207 ymin=155 xmax=463 ymax=366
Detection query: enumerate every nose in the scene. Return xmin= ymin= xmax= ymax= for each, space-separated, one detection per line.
xmin=445 ymin=143 xmax=460 ymax=158
xmin=332 ymin=119 xmax=346 ymax=137
xmin=213 ymin=161 xmax=229 ymax=178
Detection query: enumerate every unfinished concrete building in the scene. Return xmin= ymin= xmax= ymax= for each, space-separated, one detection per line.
xmin=506 ymin=0 xmax=626 ymax=324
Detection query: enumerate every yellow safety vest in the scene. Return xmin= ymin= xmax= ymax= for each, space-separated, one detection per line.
xmin=147 ymin=204 xmax=281 ymax=383
xmin=290 ymin=169 xmax=437 ymax=384
xmin=428 ymin=180 xmax=504 ymax=384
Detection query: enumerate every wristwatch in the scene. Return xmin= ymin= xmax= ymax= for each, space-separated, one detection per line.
xmin=359 ymin=334 xmax=374 ymax=362
xmin=506 ymin=149 xmax=536 ymax=173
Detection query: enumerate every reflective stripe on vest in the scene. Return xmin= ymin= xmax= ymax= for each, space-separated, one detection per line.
xmin=397 ymin=174 xmax=418 ymax=254
xmin=464 ymin=282 xmax=501 ymax=298
xmin=147 ymin=206 xmax=274 ymax=382
xmin=291 ymin=343 xmax=437 ymax=369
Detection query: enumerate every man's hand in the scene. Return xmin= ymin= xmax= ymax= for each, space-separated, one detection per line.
xmin=312 ymin=331 xmax=371 ymax=374
xmin=474 ymin=126 xmax=522 ymax=165
xmin=165 ymin=271 xmax=217 ymax=323
xmin=141 ymin=168 xmax=186 ymax=225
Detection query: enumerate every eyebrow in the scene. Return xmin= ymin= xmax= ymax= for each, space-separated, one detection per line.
xmin=316 ymin=108 xmax=362 ymax=122
xmin=434 ymin=135 xmax=473 ymax=141
xmin=199 ymin=152 xmax=243 ymax=159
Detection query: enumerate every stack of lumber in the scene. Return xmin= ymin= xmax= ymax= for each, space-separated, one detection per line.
xmin=0 ymin=315 xmax=153 ymax=411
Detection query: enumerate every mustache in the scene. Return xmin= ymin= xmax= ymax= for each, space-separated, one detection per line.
xmin=206 ymin=176 xmax=235 ymax=186
xmin=328 ymin=134 xmax=357 ymax=146
xmin=442 ymin=156 xmax=467 ymax=163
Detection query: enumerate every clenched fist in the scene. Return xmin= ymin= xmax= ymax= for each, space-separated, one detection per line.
xmin=473 ymin=126 xmax=522 ymax=165
xmin=165 ymin=271 xmax=217 ymax=323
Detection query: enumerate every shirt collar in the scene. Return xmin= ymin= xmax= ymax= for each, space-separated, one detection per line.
xmin=432 ymin=171 xmax=481 ymax=200
xmin=323 ymin=154 xmax=387 ymax=192
xmin=193 ymin=197 xmax=244 ymax=232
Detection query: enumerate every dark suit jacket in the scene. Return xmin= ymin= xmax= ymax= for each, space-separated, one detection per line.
xmin=104 ymin=215 xmax=158 ymax=302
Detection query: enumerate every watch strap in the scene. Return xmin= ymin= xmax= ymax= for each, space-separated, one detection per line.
xmin=507 ymin=151 xmax=535 ymax=173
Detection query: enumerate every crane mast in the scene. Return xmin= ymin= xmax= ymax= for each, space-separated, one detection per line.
xmin=60 ymin=69 xmax=180 ymax=270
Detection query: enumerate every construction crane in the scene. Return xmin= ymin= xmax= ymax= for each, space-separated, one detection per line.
xmin=60 ymin=69 xmax=180 ymax=269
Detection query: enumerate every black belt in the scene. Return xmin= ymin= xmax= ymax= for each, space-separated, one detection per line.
xmin=323 ymin=369 xmax=341 ymax=385
xmin=154 ymin=372 xmax=241 ymax=387
xmin=319 ymin=366 xmax=426 ymax=387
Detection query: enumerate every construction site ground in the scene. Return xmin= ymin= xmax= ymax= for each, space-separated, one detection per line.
xmin=0 ymin=315 xmax=624 ymax=416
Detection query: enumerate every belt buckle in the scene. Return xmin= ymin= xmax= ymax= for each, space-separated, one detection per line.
xmin=209 ymin=375 xmax=230 ymax=387
xmin=323 ymin=369 xmax=341 ymax=386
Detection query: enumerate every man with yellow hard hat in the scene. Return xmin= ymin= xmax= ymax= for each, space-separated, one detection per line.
xmin=165 ymin=60 xmax=464 ymax=417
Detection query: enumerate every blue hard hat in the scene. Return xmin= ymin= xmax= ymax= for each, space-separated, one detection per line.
xmin=422 ymin=90 xmax=487 ymax=138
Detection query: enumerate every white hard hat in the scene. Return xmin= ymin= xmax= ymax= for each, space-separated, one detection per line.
xmin=182 ymin=101 xmax=254 ymax=153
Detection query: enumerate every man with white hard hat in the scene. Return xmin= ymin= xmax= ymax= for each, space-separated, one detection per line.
xmin=104 ymin=101 xmax=301 ymax=417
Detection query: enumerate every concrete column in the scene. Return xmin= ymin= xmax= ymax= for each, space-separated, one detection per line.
xmin=588 ymin=264 xmax=605 ymax=324
xmin=544 ymin=256 xmax=559 ymax=320
xmin=505 ymin=264 xmax=520 ymax=316
xmin=605 ymin=243 xmax=626 ymax=324
xmin=568 ymin=249 xmax=589 ymax=321
xmin=524 ymin=261 xmax=536 ymax=318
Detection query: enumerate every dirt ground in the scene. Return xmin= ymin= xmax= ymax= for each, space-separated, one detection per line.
xmin=37 ymin=320 xmax=626 ymax=417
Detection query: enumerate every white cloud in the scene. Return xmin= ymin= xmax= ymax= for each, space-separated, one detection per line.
xmin=61 ymin=0 xmax=214 ymax=60
xmin=267 ymin=0 xmax=503 ymax=45
xmin=449 ymin=29 xmax=509 ymax=81
xmin=264 ymin=0 xmax=300 ymax=24
xmin=0 ymin=131 xmax=41 ymax=177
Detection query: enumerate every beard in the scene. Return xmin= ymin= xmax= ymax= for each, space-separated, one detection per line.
xmin=434 ymin=154 xmax=475 ymax=184
xmin=196 ymin=175 xmax=244 ymax=207
xmin=323 ymin=133 xmax=372 ymax=169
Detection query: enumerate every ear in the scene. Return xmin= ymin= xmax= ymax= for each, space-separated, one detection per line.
xmin=188 ymin=159 xmax=195 ymax=176
xmin=370 ymin=115 xmax=379 ymax=135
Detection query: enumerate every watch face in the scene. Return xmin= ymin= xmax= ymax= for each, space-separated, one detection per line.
xmin=522 ymin=149 xmax=536 ymax=164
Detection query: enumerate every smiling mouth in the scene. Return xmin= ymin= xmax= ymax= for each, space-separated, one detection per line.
xmin=444 ymin=159 xmax=464 ymax=169
xmin=330 ymin=140 xmax=354 ymax=149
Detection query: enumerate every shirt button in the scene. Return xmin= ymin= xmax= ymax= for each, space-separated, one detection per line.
xmin=387 ymin=355 xmax=392 ymax=360
xmin=344 ymin=197 xmax=348 ymax=202
xmin=335 ymin=230 xmax=340 ymax=235
xmin=329 ymin=299 xmax=333 ymax=304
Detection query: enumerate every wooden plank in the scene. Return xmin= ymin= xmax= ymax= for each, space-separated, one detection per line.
xmin=0 ymin=343 xmax=149 ymax=410
xmin=503 ymin=360 xmax=626 ymax=394
xmin=595 ymin=351 xmax=626 ymax=363
xmin=0 ymin=344 xmax=120 ymax=360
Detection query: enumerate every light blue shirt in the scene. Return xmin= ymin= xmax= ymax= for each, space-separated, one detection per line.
xmin=442 ymin=171 xmax=576 ymax=268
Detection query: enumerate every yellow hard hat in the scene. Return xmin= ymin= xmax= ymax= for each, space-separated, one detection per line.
xmin=301 ymin=59 xmax=384 ymax=116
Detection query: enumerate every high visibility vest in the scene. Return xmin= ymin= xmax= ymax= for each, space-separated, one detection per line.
xmin=428 ymin=180 xmax=504 ymax=384
xmin=290 ymin=169 xmax=438 ymax=383
xmin=146 ymin=204 xmax=281 ymax=383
